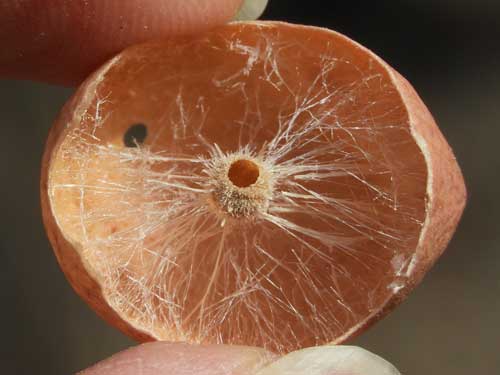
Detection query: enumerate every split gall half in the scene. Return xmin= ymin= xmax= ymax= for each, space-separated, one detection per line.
xmin=41 ymin=21 xmax=466 ymax=353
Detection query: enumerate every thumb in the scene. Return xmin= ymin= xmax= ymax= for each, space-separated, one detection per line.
xmin=79 ymin=342 xmax=276 ymax=375
xmin=79 ymin=343 xmax=400 ymax=375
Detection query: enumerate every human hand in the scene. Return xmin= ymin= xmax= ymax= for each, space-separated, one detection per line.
xmin=80 ymin=342 xmax=400 ymax=375
xmin=0 ymin=0 xmax=267 ymax=85
xmin=1 ymin=1 xmax=401 ymax=373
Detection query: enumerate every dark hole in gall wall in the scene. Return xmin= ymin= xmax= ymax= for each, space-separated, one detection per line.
xmin=124 ymin=124 xmax=147 ymax=147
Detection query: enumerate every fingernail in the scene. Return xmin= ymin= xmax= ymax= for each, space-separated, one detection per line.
xmin=234 ymin=0 xmax=269 ymax=21
xmin=255 ymin=346 xmax=401 ymax=375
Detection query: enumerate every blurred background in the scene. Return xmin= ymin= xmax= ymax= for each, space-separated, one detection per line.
xmin=1 ymin=0 xmax=498 ymax=374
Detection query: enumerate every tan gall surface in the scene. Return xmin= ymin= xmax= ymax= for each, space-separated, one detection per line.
xmin=41 ymin=21 xmax=465 ymax=353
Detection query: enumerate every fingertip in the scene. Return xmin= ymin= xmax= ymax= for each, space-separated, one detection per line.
xmin=80 ymin=342 xmax=276 ymax=375
xmin=0 ymin=0 xmax=244 ymax=85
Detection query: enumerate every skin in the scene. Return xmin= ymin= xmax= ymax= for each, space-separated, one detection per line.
xmin=0 ymin=0 xmax=243 ymax=85
xmin=2 ymin=1 xmax=401 ymax=373
xmin=79 ymin=342 xmax=277 ymax=375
